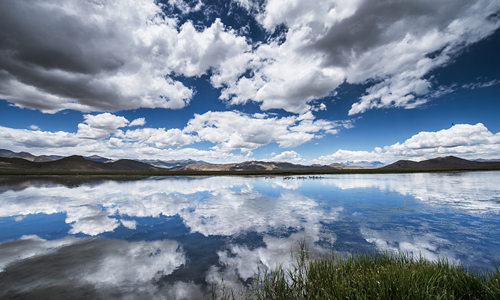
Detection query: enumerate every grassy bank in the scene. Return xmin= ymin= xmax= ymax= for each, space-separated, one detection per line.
xmin=213 ymin=247 xmax=500 ymax=300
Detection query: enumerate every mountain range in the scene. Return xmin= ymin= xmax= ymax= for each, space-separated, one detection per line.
xmin=1 ymin=149 xmax=500 ymax=174
xmin=0 ymin=149 xmax=208 ymax=167
xmin=0 ymin=155 xmax=161 ymax=172
xmin=382 ymin=156 xmax=500 ymax=170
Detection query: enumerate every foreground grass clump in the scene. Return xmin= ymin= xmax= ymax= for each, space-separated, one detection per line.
xmin=213 ymin=246 xmax=500 ymax=300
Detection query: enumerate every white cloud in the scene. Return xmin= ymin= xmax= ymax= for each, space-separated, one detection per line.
xmin=233 ymin=0 xmax=259 ymax=12
xmin=0 ymin=0 xmax=498 ymax=117
xmin=348 ymin=75 xmax=432 ymax=115
xmin=224 ymin=0 xmax=500 ymax=114
xmin=0 ymin=0 xmax=201 ymax=113
xmin=184 ymin=110 xmax=349 ymax=151
xmin=0 ymin=125 xmax=81 ymax=149
xmin=314 ymin=123 xmax=500 ymax=164
xmin=129 ymin=118 xmax=146 ymax=127
xmin=271 ymin=150 xmax=301 ymax=161
xmin=0 ymin=121 xmax=252 ymax=164
xmin=29 ymin=125 xmax=40 ymax=131
xmin=1 ymin=115 xmax=498 ymax=164
xmin=0 ymin=0 xmax=249 ymax=114
xmin=342 ymin=0 xmax=500 ymax=114
xmin=165 ymin=0 xmax=204 ymax=14
xmin=217 ymin=40 xmax=345 ymax=114
xmin=83 ymin=113 xmax=128 ymax=132
xmin=77 ymin=113 xmax=129 ymax=140
xmin=168 ymin=18 xmax=250 ymax=77
xmin=463 ymin=79 xmax=500 ymax=90
xmin=117 ymin=127 xmax=199 ymax=148
xmin=391 ymin=123 xmax=498 ymax=150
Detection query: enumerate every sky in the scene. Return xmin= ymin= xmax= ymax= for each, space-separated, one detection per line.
xmin=0 ymin=0 xmax=499 ymax=165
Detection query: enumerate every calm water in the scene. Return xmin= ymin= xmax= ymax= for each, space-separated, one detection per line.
xmin=0 ymin=172 xmax=499 ymax=299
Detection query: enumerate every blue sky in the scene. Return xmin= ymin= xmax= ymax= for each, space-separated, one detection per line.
xmin=0 ymin=0 xmax=499 ymax=164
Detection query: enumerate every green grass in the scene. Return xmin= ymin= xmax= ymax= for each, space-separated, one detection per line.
xmin=211 ymin=244 xmax=500 ymax=300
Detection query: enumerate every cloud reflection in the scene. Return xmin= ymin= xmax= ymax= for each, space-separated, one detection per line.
xmin=322 ymin=172 xmax=500 ymax=214
xmin=0 ymin=176 xmax=340 ymax=237
xmin=182 ymin=190 xmax=340 ymax=237
xmin=66 ymin=204 xmax=120 ymax=235
xmin=0 ymin=235 xmax=186 ymax=299
xmin=360 ymin=228 xmax=457 ymax=262
xmin=0 ymin=176 xmax=254 ymax=236
xmin=1 ymin=173 xmax=499 ymax=297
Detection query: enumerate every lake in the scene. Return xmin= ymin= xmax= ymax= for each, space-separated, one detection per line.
xmin=1 ymin=171 xmax=499 ymax=299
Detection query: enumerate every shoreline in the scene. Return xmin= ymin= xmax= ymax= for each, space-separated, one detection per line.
xmin=1 ymin=167 xmax=500 ymax=176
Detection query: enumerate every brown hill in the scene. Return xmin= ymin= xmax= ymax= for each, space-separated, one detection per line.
xmin=0 ymin=156 xmax=161 ymax=172
xmin=106 ymin=159 xmax=163 ymax=171
xmin=382 ymin=156 xmax=500 ymax=170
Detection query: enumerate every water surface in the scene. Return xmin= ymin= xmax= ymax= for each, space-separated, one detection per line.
xmin=1 ymin=172 xmax=499 ymax=299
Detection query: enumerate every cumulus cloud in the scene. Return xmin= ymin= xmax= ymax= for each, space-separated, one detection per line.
xmin=117 ymin=127 xmax=199 ymax=148
xmin=0 ymin=125 xmax=81 ymax=149
xmin=314 ymin=123 xmax=500 ymax=164
xmin=1 ymin=109 xmax=351 ymax=163
xmin=184 ymin=110 xmax=349 ymax=151
xmin=0 ymin=122 xmax=239 ymax=163
xmin=0 ymin=0 xmax=498 ymax=116
xmin=215 ymin=30 xmax=346 ymax=113
xmin=114 ymin=110 xmax=349 ymax=151
xmin=0 ymin=0 xmax=202 ymax=113
xmin=0 ymin=0 xmax=249 ymax=114
xmin=77 ymin=113 xmax=129 ymax=139
xmin=164 ymin=0 xmax=204 ymax=14
xmin=271 ymin=150 xmax=301 ymax=161
xmin=1 ymin=115 xmax=498 ymax=164
xmin=229 ymin=0 xmax=500 ymax=114
xmin=129 ymin=118 xmax=146 ymax=127
xmin=168 ymin=18 xmax=250 ymax=77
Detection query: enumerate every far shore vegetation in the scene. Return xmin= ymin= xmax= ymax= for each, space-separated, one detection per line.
xmin=211 ymin=243 xmax=500 ymax=300
xmin=1 ymin=167 xmax=500 ymax=177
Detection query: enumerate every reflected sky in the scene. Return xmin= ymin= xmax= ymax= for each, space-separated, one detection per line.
xmin=1 ymin=172 xmax=499 ymax=299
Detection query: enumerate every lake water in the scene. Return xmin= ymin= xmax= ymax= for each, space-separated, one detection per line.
xmin=1 ymin=171 xmax=499 ymax=299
